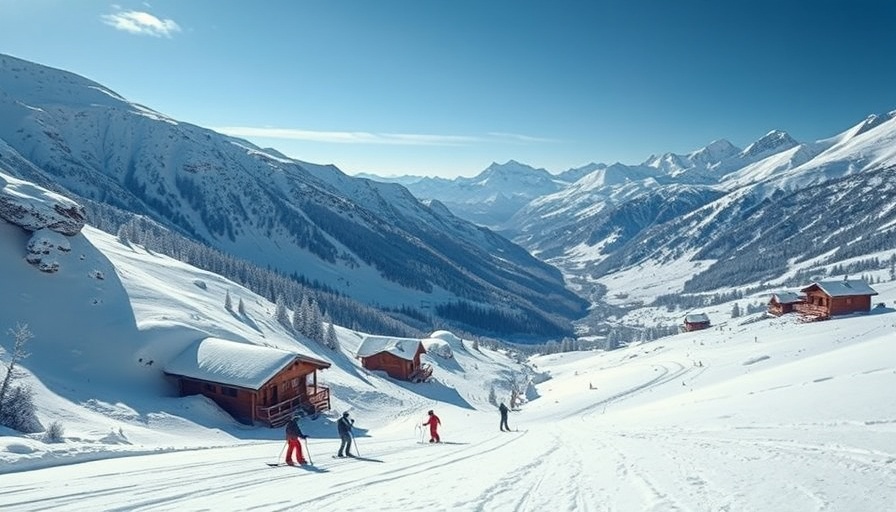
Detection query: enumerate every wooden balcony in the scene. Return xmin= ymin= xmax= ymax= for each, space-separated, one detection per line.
xmin=255 ymin=386 xmax=330 ymax=427
xmin=794 ymin=303 xmax=829 ymax=320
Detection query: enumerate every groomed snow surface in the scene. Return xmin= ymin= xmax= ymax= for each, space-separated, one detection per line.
xmin=1 ymin=224 xmax=895 ymax=511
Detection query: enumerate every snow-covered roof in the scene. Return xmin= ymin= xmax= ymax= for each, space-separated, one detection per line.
xmin=771 ymin=291 xmax=803 ymax=304
xmin=356 ymin=336 xmax=424 ymax=361
xmin=801 ymin=280 xmax=878 ymax=297
xmin=428 ymin=330 xmax=461 ymax=343
xmin=684 ymin=313 xmax=710 ymax=323
xmin=164 ymin=337 xmax=327 ymax=390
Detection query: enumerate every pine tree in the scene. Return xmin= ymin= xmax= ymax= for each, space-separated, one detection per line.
xmin=297 ymin=296 xmax=311 ymax=336
xmin=224 ymin=290 xmax=233 ymax=311
xmin=274 ymin=297 xmax=290 ymax=327
xmin=731 ymin=302 xmax=741 ymax=318
xmin=238 ymin=297 xmax=246 ymax=315
xmin=325 ymin=319 xmax=339 ymax=350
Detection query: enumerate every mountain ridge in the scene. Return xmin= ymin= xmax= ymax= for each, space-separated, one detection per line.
xmin=0 ymin=53 xmax=586 ymax=341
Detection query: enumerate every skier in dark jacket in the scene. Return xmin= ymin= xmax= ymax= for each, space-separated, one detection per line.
xmin=499 ymin=402 xmax=511 ymax=432
xmin=336 ymin=411 xmax=355 ymax=457
xmin=284 ymin=415 xmax=308 ymax=465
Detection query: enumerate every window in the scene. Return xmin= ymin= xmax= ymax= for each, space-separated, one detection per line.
xmin=204 ymin=383 xmax=217 ymax=393
xmin=221 ymin=387 xmax=238 ymax=397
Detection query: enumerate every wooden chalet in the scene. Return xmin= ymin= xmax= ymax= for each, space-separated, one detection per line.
xmin=768 ymin=291 xmax=804 ymax=316
xmin=357 ymin=335 xmax=433 ymax=382
xmin=164 ymin=337 xmax=331 ymax=427
xmin=683 ymin=313 xmax=711 ymax=332
xmin=794 ymin=279 xmax=878 ymax=319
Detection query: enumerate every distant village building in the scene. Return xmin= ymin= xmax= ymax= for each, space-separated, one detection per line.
xmin=768 ymin=291 xmax=805 ymax=316
xmin=683 ymin=313 xmax=711 ymax=332
xmin=795 ymin=279 xmax=878 ymax=319
xmin=357 ymin=335 xmax=432 ymax=382
xmin=164 ymin=337 xmax=331 ymax=427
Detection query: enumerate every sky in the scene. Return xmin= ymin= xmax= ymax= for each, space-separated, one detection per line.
xmin=2 ymin=186 xmax=895 ymax=510
xmin=1 ymin=0 xmax=896 ymax=178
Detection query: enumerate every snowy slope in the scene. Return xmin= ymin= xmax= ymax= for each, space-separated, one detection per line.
xmin=0 ymin=212 xmax=531 ymax=458
xmin=2 ymin=226 xmax=894 ymax=510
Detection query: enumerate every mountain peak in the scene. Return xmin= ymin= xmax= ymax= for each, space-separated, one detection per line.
xmin=688 ymin=139 xmax=741 ymax=168
xmin=741 ymin=130 xmax=798 ymax=160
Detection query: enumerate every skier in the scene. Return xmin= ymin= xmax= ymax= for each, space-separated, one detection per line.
xmin=422 ymin=409 xmax=441 ymax=443
xmin=499 ymin=402 xmax=511 ymax=432
xmin=336 ymin=411 xmax=355 ymax=457
xmin=284 ymin=414 xmax=308 ymax=465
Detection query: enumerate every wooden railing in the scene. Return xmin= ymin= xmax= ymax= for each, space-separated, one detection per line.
xmin=256 ymin=386 xmax=330 ymax=427
xmin=794 ymin=303 xmax=829 ymax=319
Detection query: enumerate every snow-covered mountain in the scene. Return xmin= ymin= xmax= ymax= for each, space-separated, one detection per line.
xmin=592 ymin=113 xmax=896 ymax=281
xmin=0 ymin=54 xmax=587 ymax=340
xmin=379 ymin=112 xmax=896 ymax=323
xmin=395 ymin=160 xmax=568 ymax=229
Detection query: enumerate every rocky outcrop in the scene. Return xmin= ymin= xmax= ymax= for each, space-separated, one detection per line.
xmin=25 ymin=228 xmax=71 ymax=273
xmin=0 ymin=171 xmax=86 ymax=235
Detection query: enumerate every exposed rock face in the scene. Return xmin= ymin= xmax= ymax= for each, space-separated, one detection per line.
xmin=0 ymin=171 xmax=86 ymax=235
xmin=25 ymin=228 xmax=71 ymax=273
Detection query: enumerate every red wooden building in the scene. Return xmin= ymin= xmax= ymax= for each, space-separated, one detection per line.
xmin=795 ymin=279 xmax=878 ymax=319
xmin=164 ymin=337 xmax=331 ymax=427
xmin=768 ymin=291 xmax=804 ymax=316
xmin=357 ymin=335 xmax=432 ymax=382
xmin=683 ymin=313 xmax=711 ymax=332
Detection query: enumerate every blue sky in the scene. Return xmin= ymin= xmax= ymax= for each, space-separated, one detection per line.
xmin=1 ymin=1 xmax=895 ymax=178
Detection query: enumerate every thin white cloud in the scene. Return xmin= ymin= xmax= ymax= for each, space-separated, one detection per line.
xmin=215 ymin=127 xmax=482 ymax=146
xmin=101 ymin=9 xmax=181 ymax=38
xmin=487 ymin=132 xmax=562 ymax=144
xmin=215 ymin=127 xmax=558 ymax=147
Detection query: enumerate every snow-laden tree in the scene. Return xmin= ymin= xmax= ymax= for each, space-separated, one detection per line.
xmin=0 ymin=324 xmax=40 ymax=433
xmin=274 ymin=297 xmax=291 ymax=328
xmin=324 ymin=318 xmax=339 ymax=350
xmin=225 ymin=290 xmax=233 ymax=311
xmin=731 ymin=302 xmax=741 ymax=318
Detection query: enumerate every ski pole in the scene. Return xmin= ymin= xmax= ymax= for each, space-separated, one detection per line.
xmin=273 ymin=442 xmax=287 ymax=465
xmin=352 ymin=435 xmax=361 ymax=457
xmin=303 ymin=438 xmax=313 ymax=465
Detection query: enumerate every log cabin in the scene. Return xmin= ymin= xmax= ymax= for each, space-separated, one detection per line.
xmin=683 ymin=313 xmax=711 ymax=332
xmin=357 ymin=335 xmax=432 ymax=382
xmin=795 ymin=279 xmax=878 ymax=319
xmin=768 ymin=291 xmax=804 ymax=316
xmin=164 ymin=337 xmax=331 ymax=427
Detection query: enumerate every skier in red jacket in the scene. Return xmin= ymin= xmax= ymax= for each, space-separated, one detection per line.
xmin=423 ymin=409 xmax=441 ymax=443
